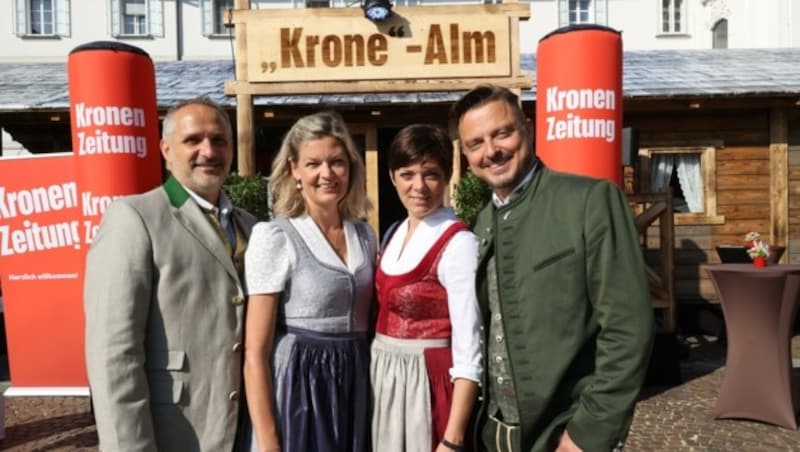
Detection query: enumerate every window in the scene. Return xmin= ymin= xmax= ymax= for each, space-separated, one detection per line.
xmin=31 ymin=0 xmax=54 ymax=34
xmin=558 ymin=0 xmax=607 ymax=27
xmin=122 ymin=0 xmax=146 ymax=35
xmin=110 ymin=0 xmax=163 ymax=37
xmin=305 ymin=0 xmax=330 ymax=7
xmin=639 ymin=146 xmax=724 ymax=225
xmin=201 ymin=0 xmax=233 ymax=36
xmin=570 ymin=0 xmax=590 ymax=24
xmin=661 ymin=0 xmax=687 ymax=34
xmin=712 ymin=18 xmax=727 ymax=49
xmin=14 ymin=0 xmax=70 ymax=37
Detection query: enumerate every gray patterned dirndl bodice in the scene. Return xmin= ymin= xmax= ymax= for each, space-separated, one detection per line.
xmin=272 ymin=217 xmax=374 ymax=334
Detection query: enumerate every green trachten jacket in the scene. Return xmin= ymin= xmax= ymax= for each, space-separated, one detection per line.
xmin=473 ymin=165 xmax=654 ymax=452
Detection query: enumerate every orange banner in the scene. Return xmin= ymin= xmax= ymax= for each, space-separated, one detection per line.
xmin=0 ymin=42 xmax=161 ymax=394
xmin=0 ymin=153 xmax=87 ymax=392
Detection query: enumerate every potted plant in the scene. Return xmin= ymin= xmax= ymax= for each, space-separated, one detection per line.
xmin=744 ymin=231 xmax=771 ymax=268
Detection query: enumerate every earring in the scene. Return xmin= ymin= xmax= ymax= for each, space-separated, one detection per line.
xmin=296 ymin=180 xmax=302 ymax=190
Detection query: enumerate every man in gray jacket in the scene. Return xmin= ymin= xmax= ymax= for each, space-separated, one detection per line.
xmin=84 ymin=98 xmax=257 ymax=451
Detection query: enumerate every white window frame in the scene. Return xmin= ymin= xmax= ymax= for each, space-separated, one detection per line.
xmin=558 ymin=0 xmax=607 ymax=27
xmin=660 ymin=0 xmax=688 ymax=34
xmin=110 ymin=0 xmax=163 ymax=38
xmin=639 ymin=146 xmax=724 ymax=225
xmin=201 ymin=0 xmax=234 ymax=37
xmin=14 ymin=0 xmax=71 ymax=37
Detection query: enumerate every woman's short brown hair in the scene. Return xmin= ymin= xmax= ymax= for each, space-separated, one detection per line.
xmin=387 ymin=124 xmax=454 ymax=180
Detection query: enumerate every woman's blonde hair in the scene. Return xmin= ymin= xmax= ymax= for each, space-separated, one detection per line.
xmin=270 ymin=111 xmax=372 ymax=220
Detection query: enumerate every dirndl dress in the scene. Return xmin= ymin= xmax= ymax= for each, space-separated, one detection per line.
xmin=371 ymin=222 xmax=468 ymax=452
xmin=246 ymin=217 xmax=376 ymax=452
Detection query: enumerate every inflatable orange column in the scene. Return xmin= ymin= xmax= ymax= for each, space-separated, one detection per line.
xmin=536 ymin=25 xmax=623 ymax=186
xmin=68 ymin=41 xmax=162 ymax=247
xmin=59 ymin=42 xmax=162 ymax=389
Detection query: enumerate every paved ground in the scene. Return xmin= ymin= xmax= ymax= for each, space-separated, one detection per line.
xmin=0 ymin=335 xmax=798 ymax=451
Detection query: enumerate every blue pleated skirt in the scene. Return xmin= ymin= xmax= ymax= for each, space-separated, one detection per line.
xmin=252 ymin=326 xmax=370 ymax=452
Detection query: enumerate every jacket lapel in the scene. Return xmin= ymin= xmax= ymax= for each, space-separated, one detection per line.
xmin=163 ymin=176 xmax=239 ymax=282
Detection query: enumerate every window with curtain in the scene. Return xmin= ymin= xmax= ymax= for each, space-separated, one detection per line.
xmin=558 ymin=0 xmax=607 ymax=26
xmin=14 ymin=0 xmax=70 ymax=36
xmin=650 ymin=153 xmax=703 ymax=213
xmin=110 ymin=0 xmax=163 ymax=37
xmin=661 ymin=0 xmax=686 ymax=33
xmin=640 ymin=146 xmax=724 ymax=225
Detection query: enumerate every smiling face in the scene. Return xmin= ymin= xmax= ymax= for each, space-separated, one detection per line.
xmin=391 ymin=159 xmax=447 ymax=222
xmin=290 ymin=135 xmax=350 ymax=216
xmin=160 ymin=103 xmax=233 ymax=204
xmin=457 ymin=99 xmax=534 ymax=200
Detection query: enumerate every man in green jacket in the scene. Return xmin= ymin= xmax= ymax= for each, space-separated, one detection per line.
xmin=449 ymin=85 xmax=653 ymax=452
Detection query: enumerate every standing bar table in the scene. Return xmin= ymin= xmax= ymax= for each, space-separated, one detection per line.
xmin=706 ymin=263 xmax=800 ymax=429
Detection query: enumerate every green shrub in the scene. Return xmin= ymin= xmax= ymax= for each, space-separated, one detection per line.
xmin=453 ymin=171 xmax=491 ymax=226
xmin=224 ymin=173 xmax=272 ymax=221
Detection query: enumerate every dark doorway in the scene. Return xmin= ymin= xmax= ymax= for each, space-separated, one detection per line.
xmin=377 ymin=127 xmax=405 ymax=239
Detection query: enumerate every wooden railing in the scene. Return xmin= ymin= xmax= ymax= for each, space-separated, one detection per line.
xmin=628 ymin=189 xmax=676 ymax=333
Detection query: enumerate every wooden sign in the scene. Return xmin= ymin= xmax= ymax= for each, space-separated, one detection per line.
xmin=232 ymin=4 xmax=530 ymax=86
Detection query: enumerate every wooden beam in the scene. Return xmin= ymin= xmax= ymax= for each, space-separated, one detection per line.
xmin=233 ymin=0 xmax=249 ymax=81
xmin=236 ymin=94 xmax=254 ymax=176
xmin=225 ymin=76 xmax=532 ymax=96
xmin=769 ymin=107 xmax=789 ymax=262
xmin=363 ymin=127 xmax=379 ymax=235
xmin=230 ymin=3 xmax=531 ymax=21
xmin=233 ymin=0 xmax=254 ymax=176
xmin=624 ymin=96 xmax=797 ymax=113
xmin=448 ymin=138 xmax=461 ymax=208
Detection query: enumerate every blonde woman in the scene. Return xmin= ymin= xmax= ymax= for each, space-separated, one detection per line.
xmin=244 ymin=111 xmax=376 ymax=452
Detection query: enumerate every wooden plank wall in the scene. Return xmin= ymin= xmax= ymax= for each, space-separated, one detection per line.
xmin=627 ymin=109 xmax=771 ymax=304
xmin=788 ymin=110 xmax=800 ymax=264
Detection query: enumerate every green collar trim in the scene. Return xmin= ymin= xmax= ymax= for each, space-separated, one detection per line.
xmin=163 ymin=175 xmax=190 ymax=208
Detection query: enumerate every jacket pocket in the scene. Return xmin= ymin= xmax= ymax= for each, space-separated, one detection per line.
xmin=146 ymin=351 xmax=186 ymax=404
xmin=533 ymin=247 xmax=576 ymax=272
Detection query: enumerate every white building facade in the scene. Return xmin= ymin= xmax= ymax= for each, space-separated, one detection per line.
xmin=2 ymin=0 xmax=798 ymax=62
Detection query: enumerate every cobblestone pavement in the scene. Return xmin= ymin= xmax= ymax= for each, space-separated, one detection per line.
xmin=1 ymin=336 xmax=798 ymax=451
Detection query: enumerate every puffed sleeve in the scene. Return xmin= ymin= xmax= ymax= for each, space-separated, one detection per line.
xmin=438 ymin=229 xmax=483 ymax=383
xmin=245 ymin=221 xmax=295 ymax=295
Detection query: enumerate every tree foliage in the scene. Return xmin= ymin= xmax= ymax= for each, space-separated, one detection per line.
xmin=453 ymin=171 xmax=491 ymax=226
xmin=224 ymin=173 xmax=272 ymax=221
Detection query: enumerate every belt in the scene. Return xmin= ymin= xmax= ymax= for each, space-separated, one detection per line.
xmin=488 ymin=414 xmax=519 ymax=452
